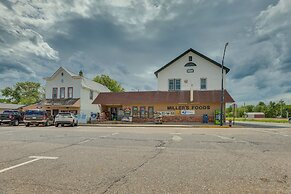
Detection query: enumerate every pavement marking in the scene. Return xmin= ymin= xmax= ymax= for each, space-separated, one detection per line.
xmin=111 ymin=132 xmax=119 ymax=136
xmin=172 ymin=135 xmax=183 ymax=142
xmin=213 ymin=135 xmax=233 ymax=140
xmin=0 ymin=156 xmax=58 ymax=174
xmin=170 ymin=132 xmax=181 ymax=135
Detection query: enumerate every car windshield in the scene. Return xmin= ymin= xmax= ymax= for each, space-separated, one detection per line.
xmin=25 ymin=110 xmax=44 ymax=115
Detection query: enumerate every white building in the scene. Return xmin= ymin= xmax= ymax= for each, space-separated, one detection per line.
xmin=154 ymin=48 xmax=230 ymax=91
xmin=41 ymin=67 xmax=110 ymax=122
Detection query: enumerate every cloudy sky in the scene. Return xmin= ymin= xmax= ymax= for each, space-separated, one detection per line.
xmin=0 ymin=0 xmax=290 ymax=105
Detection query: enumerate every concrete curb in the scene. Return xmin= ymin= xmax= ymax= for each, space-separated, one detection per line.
xmin=78 ymin=123 xmax=240 ymax=128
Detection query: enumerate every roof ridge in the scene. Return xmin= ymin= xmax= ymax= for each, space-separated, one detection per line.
xmin=154 ymin=48 xmax=230 ymax=77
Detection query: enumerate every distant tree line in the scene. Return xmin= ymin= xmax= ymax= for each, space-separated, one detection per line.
xmin=226 ymin=100 xmax=291 ymax=118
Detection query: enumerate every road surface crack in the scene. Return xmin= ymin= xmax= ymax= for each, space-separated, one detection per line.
xmin=99 ymin=140 xmax=167 ymax=194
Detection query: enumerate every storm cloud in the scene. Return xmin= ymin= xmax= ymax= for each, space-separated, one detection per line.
xmin=0 ymin=0 xmax=290 ymax=104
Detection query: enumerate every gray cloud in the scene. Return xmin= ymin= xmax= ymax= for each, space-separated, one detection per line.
xmin=1 ymin=0 xmax=291 ymax=104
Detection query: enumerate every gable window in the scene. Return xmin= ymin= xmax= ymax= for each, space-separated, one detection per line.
xmin=52 ymin=88 xmax=58 ymax=99
xmin=60 ymin=87 xmax=65 ymax=98
xmin=68 ymin=87 xmax=73 ymax=98
xmin=89 ymin=90 xmax=93 ymax=100
xmin=168 ymin=79 xmax=181 ymax=91
xmin=189 ymin=56 xmax=192 ymax=61
xmin=200 ymin=78 xmax=207 ymax=90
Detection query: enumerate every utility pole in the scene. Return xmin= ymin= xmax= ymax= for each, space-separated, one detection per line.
xmin=220 ymin=42 xmax=229 ymax=126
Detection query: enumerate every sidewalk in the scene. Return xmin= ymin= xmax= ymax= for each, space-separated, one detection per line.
xmin=79 ymin=122 xmax=240 ymax=128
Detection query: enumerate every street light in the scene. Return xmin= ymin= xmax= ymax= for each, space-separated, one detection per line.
xmin=220 ymin=42 xmax=229 ymax=126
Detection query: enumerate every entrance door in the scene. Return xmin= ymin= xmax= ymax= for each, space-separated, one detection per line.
xmin=52 ymin=109 xmax=59 ymax=116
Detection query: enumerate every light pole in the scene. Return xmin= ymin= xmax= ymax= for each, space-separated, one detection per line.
xmin=220 ymin=42 xmax=229 ymax=126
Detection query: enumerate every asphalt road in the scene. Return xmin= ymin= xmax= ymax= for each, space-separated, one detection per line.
xmin=0 ymin=125 xmax=290 ymax=194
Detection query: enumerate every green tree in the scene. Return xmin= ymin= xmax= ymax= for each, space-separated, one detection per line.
xmin=1 ymin=82 xmax=42 ymax=105
xmin=254 ymin=101 xmax=267 ymax=113
xmin=93 ymin=74 xmax=124 ymax=92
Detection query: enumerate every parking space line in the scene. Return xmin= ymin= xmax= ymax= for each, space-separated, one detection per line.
xmin=0 ymin=156 xmax=58 ymax=174
xmin=170 ymin=132 xmax=181 ymax=135
xmin=111 ymin=133 xmax=119 ymax=136
xmin=212 ymin=135 xmax=233 ymax=140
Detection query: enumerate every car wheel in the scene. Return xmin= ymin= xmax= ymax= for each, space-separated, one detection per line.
xmin=61 ymin=124 xmax=64 ymax=127
xmin=25 ymin=123 xmax=30 ymax=127
xmin=14 ymin=120 xmax=19 ymax=126
xmin=70 ymin=122 xmax=74 ymax=127
xmin=75 ymin=121 xmax=78 ymax=126
xmin=35 ymin=123 xmax=39 ymax=126
xmin=55 ymin=123 xmax=59 ymax=127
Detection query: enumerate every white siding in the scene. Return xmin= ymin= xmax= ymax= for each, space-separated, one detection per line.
xmin=45 ymin=70 xmax=82 ymax=99
xmin=157 ymin=51 xmax=226 ymax=91
xmin=80 ymin=88 xmax=101 ymax=118
xmin=44 ymin=67 xmax=110 ymax=123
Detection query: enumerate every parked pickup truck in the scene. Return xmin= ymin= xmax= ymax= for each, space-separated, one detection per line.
xmin=0 ymin=110 xmax=23 ymax=126
xmin=23 ymin=109 xmax=54 ymax=127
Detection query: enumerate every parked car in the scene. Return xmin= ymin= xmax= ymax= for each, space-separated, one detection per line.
xmin=54 ymin=112 xmax=78 ymax=127
xmin=289 ymin=117 xmax=291 ymax=124
xmin=0 ymin=110 xmax=23 ymax=126
xmin=23 ymin=109 xmax=54 ymax=127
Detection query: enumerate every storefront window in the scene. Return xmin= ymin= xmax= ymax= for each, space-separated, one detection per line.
xmin=132 ymin=106 xmax=138 ymax=117
xmin=148 ymin=106 xmax=154 ymax=118
xmin=140 ymin=106 xmax=146 ymax=118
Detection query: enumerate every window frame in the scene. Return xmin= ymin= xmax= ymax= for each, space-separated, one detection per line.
xmin=200 ymin=78 xmax=207 ymax=90
xmin=168 ymin=79 xmax=181 ymax=91
xmin=189 ymin=56 xmax=192 ymax=61
xmin=60 ymin=87 xmax=65 ymax=99
xmin=68 ymin=87 xmax=73 ymax=98
xmin=52 ymin=88 xmax=58 ymax=99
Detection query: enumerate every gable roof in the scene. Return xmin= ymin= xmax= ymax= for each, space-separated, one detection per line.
xmin=154 ymin=48 xmax=230 ymax=77
xmin=44 ymin=67 xmax=79 ymax=80
xmin=44 ymin=67 xmax=110 ymax=92
xmin=92 ymin=90 xmax=234 ymax=105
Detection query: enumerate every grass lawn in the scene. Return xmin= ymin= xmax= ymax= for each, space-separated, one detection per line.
xmin=227 ymin=117 xmax=290 ymax=123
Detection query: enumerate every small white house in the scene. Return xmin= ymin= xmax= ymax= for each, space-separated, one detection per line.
xmin=246 ymin=112 xmax=265 ymax=118
xmin=154 ymin=48 xmax=230 ymax=91
xmin=41 ymin=67 xmax=110 ymax=122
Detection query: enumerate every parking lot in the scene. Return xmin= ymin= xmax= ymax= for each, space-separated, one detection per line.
xmin=0 ymin=125 xmax=290 ymax=193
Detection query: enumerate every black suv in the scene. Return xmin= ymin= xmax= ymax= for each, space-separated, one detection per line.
xmin=0 ymin=110 xmax=23 ymax=126
xmin=23 ymin=109 xmax=54 ymax=127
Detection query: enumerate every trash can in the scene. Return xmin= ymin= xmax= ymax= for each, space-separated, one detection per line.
xmin=202 ymin=114 xmax=209 ymax=123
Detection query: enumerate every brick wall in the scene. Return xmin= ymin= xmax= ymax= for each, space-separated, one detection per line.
xmin=132 ymin=115 xmax=214 ymax=123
